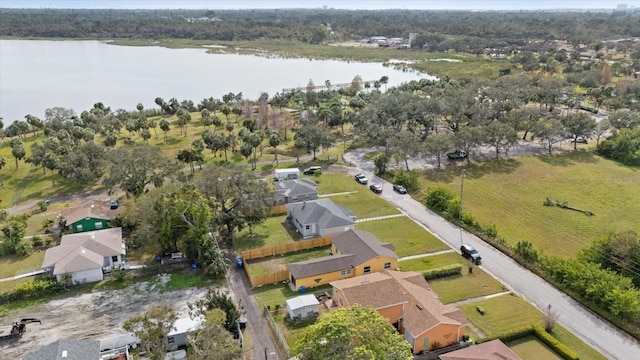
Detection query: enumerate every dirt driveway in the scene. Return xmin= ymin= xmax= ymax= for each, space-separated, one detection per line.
xmin=0 ymin=275 xmax=211 ymax=358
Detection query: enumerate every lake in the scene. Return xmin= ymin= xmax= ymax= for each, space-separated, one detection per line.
xmin=0 ymin=40 xmax=430 ymax=124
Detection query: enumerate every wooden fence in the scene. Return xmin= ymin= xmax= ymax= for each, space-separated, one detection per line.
xmin=270 ymin=204 xmax=287 ymax=215
xmin=240 ymin=236 xmax=332 ymax=261
xmin=248 ymin=270 xmax=291 ymax=288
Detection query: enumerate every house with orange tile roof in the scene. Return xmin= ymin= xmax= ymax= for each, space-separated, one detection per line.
xmin=439 ymin=339 xmax=522 ymax=360
xmin=330 ymin=270 xmax=468 ymax=354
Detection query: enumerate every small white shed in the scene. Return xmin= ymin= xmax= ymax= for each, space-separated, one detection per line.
xmin=275 ymin=168 xmax=301 ymax=180
xmin=286 ymin=294 xmax=320 ymax=321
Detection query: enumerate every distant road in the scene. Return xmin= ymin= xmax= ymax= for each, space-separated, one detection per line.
xmin=344 ymin=150 xmax=640 ymax=360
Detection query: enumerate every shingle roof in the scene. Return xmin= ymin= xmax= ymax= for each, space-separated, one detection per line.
xmin=288 ymin=230 xmax=398 ymax=279
xmin=286 ymin=198 xmax=355 ymax=229
xmin=61 ymin=199 xmax=120 ymax=224
xmin=288 ymin=254 xmax=355 ymax=278
xmin=21 ymin=339 xmax=101 ymax=360
xmin=332 ymin=230 xmax=398 ymax=264
xmin=439 ymin=339 xmax=522 ymax=360
xmin=42 ymin=228 xmax=124 ymax=274
xmin=330 ymin=270 xmax=468 ymax=337
xmin=276 ymin=178 xmax=317 ymax=197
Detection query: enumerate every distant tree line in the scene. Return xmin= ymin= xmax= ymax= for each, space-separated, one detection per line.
xmin=2 ymin=8 xmax=640 ymax=51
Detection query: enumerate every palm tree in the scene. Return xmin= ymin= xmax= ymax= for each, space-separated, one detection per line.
xmin=0 ymin=156 xmax=6 ymax=185
xmin=269 ymin=130 xmax=281 ymax=165
xmin=159 ymin=118 xmax=170 ymax=142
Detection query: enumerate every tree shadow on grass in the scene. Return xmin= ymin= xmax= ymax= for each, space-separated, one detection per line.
xmin=465 ymin=158 xmax=522 ymax=180
xmin=235 ymin=232 xmax=268 ymax=250
xmin=537 ymin=150 xmax=599 ymax=167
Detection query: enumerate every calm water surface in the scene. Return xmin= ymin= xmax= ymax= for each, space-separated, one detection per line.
xmin=0 ymin=40 xmax=430 ymax=123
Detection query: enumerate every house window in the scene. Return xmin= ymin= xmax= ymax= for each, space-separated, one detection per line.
xmin=340 ymin=269 xmax=352 ymax=276
xmin=167 ymin=336 xmax=175 ymax=345
xmin=305 ymin=225 xmax=310 ymax=230
xmin=384 ymin=262 xmax=391 ymax=269
xmin=112 ymin=255 xmax=119 ymax=263
xmin=76 ymin=224 xmax=83 ymax=232
xmin=95 ymin=222 xmax=104 ymax=229
xmin=364 ymin=266 xmax=371 ymax=274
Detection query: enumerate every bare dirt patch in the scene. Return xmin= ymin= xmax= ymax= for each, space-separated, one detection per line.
xmin=0 ymin=276 xmax=215 ymax=358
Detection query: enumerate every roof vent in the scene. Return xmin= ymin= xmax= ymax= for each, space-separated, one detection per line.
xmin=91 ymin=204 xmax=95 ymax=208
xmin=62 ymin=350 xmax=68 ymax=358
xmin=91 ymin=235 xmax=95 ymax=239
xmin=416 ymin=303 xmax=424 ymax=310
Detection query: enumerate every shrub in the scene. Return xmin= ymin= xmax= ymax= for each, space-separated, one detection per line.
xmin=445 ymin=198 xmax=461 ymax=221
xmin=515 ymin=240 xmax=539 ymax=263
xmin=393 ymin=169 xmax=420 ymax=192
xmin=533 ymin=325 xmax=580 ymax=360
xmin=0 ymin=279 xmax=65 ymax=305
xmin=476 ymin=326 xmax=534 ymax=344
xmin=482 ymin=223 xmax=498 ymax=238
xmin=424 ymin=186 xmax=455 ymax=213
xmin=31 ymin=236 xmax=43 ymax=247
xmin=476 ymin=306 xmax=486 ymax=315
xmin=423 ymin=264 xmax=462 ymax=280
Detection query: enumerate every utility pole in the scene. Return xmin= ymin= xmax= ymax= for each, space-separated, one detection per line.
xmin=459 ymin=169 xmax=466 ymax=246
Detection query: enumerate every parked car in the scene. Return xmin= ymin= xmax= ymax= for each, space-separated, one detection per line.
xmin=460 ymin=243 xmax=481 ymax=265
xmin=447 ymin=150 xmax=468 ymax=160
xmin=571 ymin=136 xmax=588 ymax=144
xmin=392 ymin=184 xmax=407 ymax=194
xmin=354 ymin=174 xmax=368 ymax=184
xmin=303 ymin=166 xmax=322 ymax=175
xmin=110 ymin=200 xmax=119 ymax=210
xmin=369 ymin=184 xmax=383 ymax=194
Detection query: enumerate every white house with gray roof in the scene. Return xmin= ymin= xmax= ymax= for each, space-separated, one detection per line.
xmin=274 ymin=178 xmax=318 ymax=205
xmin=42 ymin=227 xmax=125 ymax=284
xmin=286 ymin=198 xmax=355 ymax=239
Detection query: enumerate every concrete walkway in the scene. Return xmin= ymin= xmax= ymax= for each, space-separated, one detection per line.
xmin=449 ymin=291 xmax=512 ymax=307
xmin=0 ymin=269 xmax=46 ymax=283
xmin=399 ymin=249 xmax=456 ymax=262
xmin=317 ymin=191 xmax=359 ymax=198
xmin=355 ymin=213 xmax=405 ymax=223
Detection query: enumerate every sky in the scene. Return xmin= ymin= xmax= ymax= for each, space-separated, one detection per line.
xmin=1 ymin=0 xmax=639 ymax=10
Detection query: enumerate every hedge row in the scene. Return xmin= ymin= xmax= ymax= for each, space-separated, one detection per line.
xmin=422 ymin=264 xmax=462 ymax=280
xmin=477 ymin=325 xmax=579 ymax=360
xmin=0 ymin=279 xmax=65 ymax=305
xmin=532 ymin=325 xmax=580 ymax=360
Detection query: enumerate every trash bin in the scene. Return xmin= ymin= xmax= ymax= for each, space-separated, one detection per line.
xmin=300 ymin=286 xmax=306 ymax=294
xmin=236 ymin=257 xmax=244 ymax=269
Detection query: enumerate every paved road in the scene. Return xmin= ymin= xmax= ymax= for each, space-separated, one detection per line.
xmin=344 ymin=151 xmax=640 ymax=360
xmin=226 ymin=254 xmax=282 ymax=360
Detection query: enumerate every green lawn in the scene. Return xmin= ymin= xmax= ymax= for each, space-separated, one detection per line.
xmin=0 ymin=277 xmax=35 ymax=293
xmin=398 ymin=253 xmax=506 ymax=304
xmin=507 ymin=336 xmax=564 ymax=360
xmin=460 ymin=294 xmax=606 ymax=360
xmin=356 ymin=216 xmax=449 ymax=257
xmin=235 ymin=215 xmax=299 ymax=251
xmin=329 ymin=192 xmax=400 ymax=219
xmin=418 ymin=151 xmax=640 ymax=258
xmin=0 ymin=252 xmax=45 ymax=279
xmin=460 ymin=294 xmax=544 ymax=337
xmin=314 ymin=172 xmax=365 ymax=194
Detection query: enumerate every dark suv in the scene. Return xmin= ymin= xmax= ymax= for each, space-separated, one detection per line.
xmin=460 ymin=243 xmax=481 ymax=264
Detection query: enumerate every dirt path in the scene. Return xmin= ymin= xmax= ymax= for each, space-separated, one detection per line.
xmin=0 ymin=276 xmax=210 ymax=358
xmin=5 ymin=188 xmax=114 ymax=216
xmin=227 ymin=253 xmax=282 ymax=360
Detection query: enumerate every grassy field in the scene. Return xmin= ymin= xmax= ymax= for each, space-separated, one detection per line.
xmin=356 ymin=216 xmax=449 ymax=257
xmin=507 ymin=336 xmax=564 ymax=360
xmin=0 ymin=252 xmax=45 ymax=279
xmin=417 ymin=151 xmax=640 ymax=258
xmin=460 ymin=294 xmax=607 ymax=360
xmin=398 ymin=253 xmax=506 ymax=304
xmin=235 ymin=215 xmax=300 ymax=251
xmin=329 ymin=191 xmax=400 ymax=219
